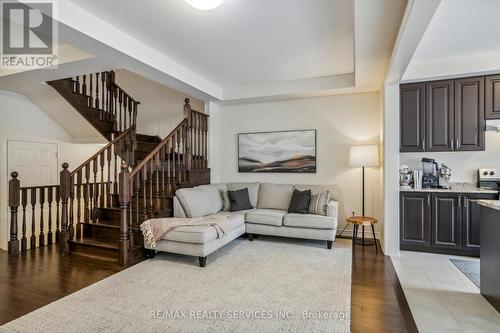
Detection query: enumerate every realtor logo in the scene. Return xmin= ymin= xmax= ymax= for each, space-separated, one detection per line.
xmin=1 ymin=0 xmax=58 ymax=69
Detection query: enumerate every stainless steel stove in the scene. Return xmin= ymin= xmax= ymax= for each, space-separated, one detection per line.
xmin=478 ymin=168 xmax=500 ymax=191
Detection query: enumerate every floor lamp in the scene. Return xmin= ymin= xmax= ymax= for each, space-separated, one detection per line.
xmin=349 ymin=145 xmax=379 ymax=216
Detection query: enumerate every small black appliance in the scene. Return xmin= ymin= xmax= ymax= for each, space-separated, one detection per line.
xmin=422 ymin=158 xmax=439 ymax=188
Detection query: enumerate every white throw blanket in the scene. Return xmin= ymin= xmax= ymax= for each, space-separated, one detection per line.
xmin=140 ymin=215 xmax=231 ymax=248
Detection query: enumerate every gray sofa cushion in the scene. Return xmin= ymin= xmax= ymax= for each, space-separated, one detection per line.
xmin=162 ymin=213 xmax=244 ymax=244
xmin=245 ymin=209 xmax=287 ymax=226
xmin=175 ymin=187 xmax=222 ymax=218
xmin=293 ymin=184 xmax=339 ymax=201
xmin=284 ymin=213 xmax=337 ymax=229
xmin=257 ymin=183 xmax=294 ymax=210
xmin=196 ymin=183 xmax=230 ymax=211
xmin=227 ymin=182 xmax=260 ymax=208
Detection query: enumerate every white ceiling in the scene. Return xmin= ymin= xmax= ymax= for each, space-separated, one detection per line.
xmin=0 ymin=0 xmax=406 ymax=112
xmin=69 ymin=0 xmax=354 ymax=87
xmin=403 ymin=0 xmax=500 ymax=81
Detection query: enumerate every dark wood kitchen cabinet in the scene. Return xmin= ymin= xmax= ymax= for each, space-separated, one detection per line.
xmin=455 ymin=77 xmax=485 ymax=151
xmin=400 ymin=192 xmax=497 ymax=256
xmin=400 ymin=83 xmax=426 ymax=152
xmin=426 ymin=80 xmax=454 ymax=152
xmin=400 ymin=74 xmax=486 ymax=152
xmin=485 ymin=75 xmax=500 ymax=119
xmin=431 ymin=193 xmax=461 ymax=250
xmin=400 ymin=192 xmax=431 ymax=249
xmin=462 ymin=193 xmax=496 ymax=255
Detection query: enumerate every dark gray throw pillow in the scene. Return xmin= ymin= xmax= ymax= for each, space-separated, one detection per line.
xmin=228 ymin=188 xmax=253 ymax=212
xmin=288 ymin=189 xmax=312 ymax=214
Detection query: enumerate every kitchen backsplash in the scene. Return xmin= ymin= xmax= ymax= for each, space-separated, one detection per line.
xmin=400 ymin=130 xmax=500 ymax=183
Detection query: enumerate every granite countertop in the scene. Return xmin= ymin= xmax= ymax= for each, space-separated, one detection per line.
xmin=478 ymin=200 xmax=500 ymax=211
xmin=400 ymin=182 xmax=498 ymax=194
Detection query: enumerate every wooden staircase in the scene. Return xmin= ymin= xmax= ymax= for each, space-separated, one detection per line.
xmin=7 ymin=71 xmax=210 ymax=266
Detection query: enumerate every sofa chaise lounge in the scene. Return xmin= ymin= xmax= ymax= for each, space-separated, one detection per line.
xmin=144 ymin=182 xmax=339 ymax=267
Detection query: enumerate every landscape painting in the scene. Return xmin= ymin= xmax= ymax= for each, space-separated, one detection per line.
xmin=238 ymin=130 xmax=316 ymax=173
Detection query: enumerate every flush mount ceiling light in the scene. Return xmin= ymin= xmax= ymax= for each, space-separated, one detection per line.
xmin=185 ymin=0 xmax=224 ymax=10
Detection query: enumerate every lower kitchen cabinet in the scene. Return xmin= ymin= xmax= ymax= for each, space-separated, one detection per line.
xmin=400 ymin=192 xmax=431 ymax=249
xmin=462 ymin=193 xmax=495 ymax=253
xmin=431 ymin=193 xmax=462 ymax=250
xmin=400 ymin=191 xmax=497 ymax=256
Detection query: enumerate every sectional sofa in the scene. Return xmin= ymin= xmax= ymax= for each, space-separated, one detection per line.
xmin=145 ymin=182 xmax=339 ymax=267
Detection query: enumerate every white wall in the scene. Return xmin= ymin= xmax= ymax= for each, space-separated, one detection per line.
xmin=216 ymin=92 xmax=383 ymax=237
xmin=114 ymin=69 xmax=204 ymax=139
xmin=0 ymin=90 xmax=102 ymax=250
xmin=400 ymin=130 xmax=500 ymax=183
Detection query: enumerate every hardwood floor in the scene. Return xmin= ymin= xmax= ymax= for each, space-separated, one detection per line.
xmin=1 ymin=240 xmax=417 ymax=332
xmin=0 ymin=246 xmax=121 ymax=325
xmin=350 ymin=240 xmax=418 ymax=333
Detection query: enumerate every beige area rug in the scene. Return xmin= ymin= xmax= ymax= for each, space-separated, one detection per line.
xmin=1 ymin=237 xmax=352 ymax=333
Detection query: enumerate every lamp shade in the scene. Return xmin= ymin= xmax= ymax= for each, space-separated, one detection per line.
xmin=349 ymin=145 xmax=379 ymax=167
xmin=185 ymin=0 xmax=224 ymax=10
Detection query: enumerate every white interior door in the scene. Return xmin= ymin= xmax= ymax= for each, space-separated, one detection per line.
xmin=5 ymin=141 xmax=59 ymax=249
xmin=7 ymin=141 xmax=58 ymax=186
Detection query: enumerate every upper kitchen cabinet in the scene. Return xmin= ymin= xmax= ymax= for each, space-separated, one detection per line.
xmin=400 ymin=83 xmax=426 ymax=152
xmin=400 ymin=75 xmax=486 ymax=152
xmin=485 ymin=75 xmax=500 ymax=119
xmin=455 ymin=77 xmax=485 ymax=151
xmin=426 ymin=80 xmax=454 ymax=152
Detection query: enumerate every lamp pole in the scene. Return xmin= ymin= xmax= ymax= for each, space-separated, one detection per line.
xmin=362 ymin=166 xmax=365 ymax=216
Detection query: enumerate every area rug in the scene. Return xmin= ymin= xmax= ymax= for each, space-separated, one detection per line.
xmin=1 ymin=237 xmax=352 ymax=333
xmin=450 ymin=258 xmax=480 ymax=288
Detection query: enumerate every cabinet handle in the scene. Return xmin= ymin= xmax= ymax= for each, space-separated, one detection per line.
xmin=458 ymin=196 xmax=462 ymax=207
xmin=427 ymin=195 xmax=431 ymax=206
xmin=455 ymin=139 xmax=459 ymax=150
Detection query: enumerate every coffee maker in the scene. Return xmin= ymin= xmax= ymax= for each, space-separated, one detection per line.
xmin=422 ymin=158 xmax=439 ymax=188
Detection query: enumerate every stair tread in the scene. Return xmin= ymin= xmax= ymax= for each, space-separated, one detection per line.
xmin=98 ymin=206 xmax=171 ymax=211
xmin=136 ymin=134 xmax=162 ymax=143
xmin=81 ymin=222 xmax=120 ymax=229
xmin=69 ymin=239 xmax=119 ymax=250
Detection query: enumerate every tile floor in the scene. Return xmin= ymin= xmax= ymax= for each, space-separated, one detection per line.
xmin=391 ymin=251 xmax=500 ymax=333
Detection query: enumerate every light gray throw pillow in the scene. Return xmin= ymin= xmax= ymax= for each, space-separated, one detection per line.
xmin=309 ymin=191 xmax=330 ymax=216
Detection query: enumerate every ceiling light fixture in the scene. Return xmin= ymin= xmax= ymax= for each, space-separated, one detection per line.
xmin=185 ymin=0 xmax=224 ymax=10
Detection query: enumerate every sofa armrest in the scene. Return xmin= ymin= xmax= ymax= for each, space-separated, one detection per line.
xmin=173 ymin=196 xmax=187 ymax=218
xmin=326 ymin=200 xmax=338 ymax=220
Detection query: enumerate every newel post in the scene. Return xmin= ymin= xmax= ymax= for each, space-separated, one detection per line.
xmin=119 ymin=162 xmax=130 ymax=267
xmin=59 ymin=163 xmax=71 ymax=254
xmin=107 ymin=70 xmax=115 ymax=88
xmin=8 ymin=172 xmax=20 ymax=256
xmin=184 ymin=98 xmax=193 ymax=171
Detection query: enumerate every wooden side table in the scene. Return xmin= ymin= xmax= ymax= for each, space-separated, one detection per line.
xmin=346 ymin=216 xmax=378 ymax=253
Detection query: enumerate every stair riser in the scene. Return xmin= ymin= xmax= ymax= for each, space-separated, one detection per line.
xmin=136 ymin=142 xmax=158 ymax=152
xmin=109 ymin=194 xmax=173 ymax=208
xmin=69 ymin=242 xmax=119 ymax=262
xmin=83 ymin=224 xmax=120 ymax=243
xmin=136 ymin=134 xmax=162 ymax=143
xmin=82 ymin=224 xmax=143 ymax=245
xmin=97 ymin=209 xmax=121 ymax=225
xmin=96 ymin=207 xmax=173 ymax=225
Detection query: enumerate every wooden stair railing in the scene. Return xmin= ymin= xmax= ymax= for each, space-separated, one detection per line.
xmin=65 ymin=128 xmax=136 ymax=244
xmin=117 ymin=99 xmax=210 ymax=265
xmin=7 ymin=128 xmax=136 ymax=256
xmin=48 ymin=71 xmax=139 ymax=139
xmin=8 ymin=176 xmax=65 ymax=255
xmin=7 ymin=98 xmax=210 ymax=266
